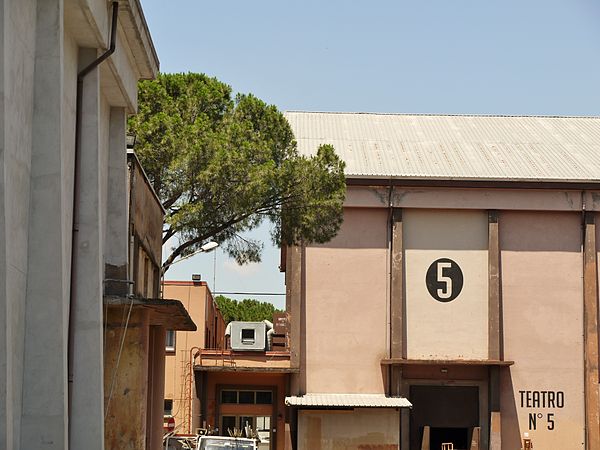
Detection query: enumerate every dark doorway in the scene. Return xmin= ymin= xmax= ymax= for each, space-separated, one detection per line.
xmin=409 ymin=385 xmax=479 ymax=450
xmin=430 ymin=427 xmax=469 ymax=450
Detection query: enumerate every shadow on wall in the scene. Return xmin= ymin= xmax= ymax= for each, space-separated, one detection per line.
xmin=500 ymin=368 xmax=523 ymax=449
xmin=312 ymin=208 xmax=389 ymax=249
xmin=499 ymin=211 xmax=581 ymax=252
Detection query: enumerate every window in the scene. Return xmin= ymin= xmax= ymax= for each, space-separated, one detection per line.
xmin=220 ymin=389 xmax=273 ymax=405
xmin=241 ymin=328 xmax=255 ymax=344
xmin=238 ymin=391 xmax=254 ymax=404
xmin=164 ymin=399 xmax=173 ymax=416
xmin=221 ymin=390 xmax=238 ymax=404
xmin=222 ymin=416 xmax=236 ymax=434
xmin=166 ymin=330 xmax=176 ymax=352
xmin=256 ymin=391 xmax=272 ymax=404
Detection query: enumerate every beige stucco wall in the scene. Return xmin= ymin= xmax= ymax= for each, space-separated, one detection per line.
xmin=404 ymin=209 xmax=489 ymax=359
xmin=163 ymin=282 xmax=207 ymax=433
xmin=304 ymin=207 xmax=389 ymax=394
xmin=298 ymin=409 xmax=399 ymax=450
xmin=500 ymin=211 xmax=585 ymax=449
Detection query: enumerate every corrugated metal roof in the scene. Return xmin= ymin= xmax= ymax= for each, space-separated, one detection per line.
xmin=285 ymin=393 xmax=412 ymax=408
xmin=284 ymin=111 xmax=600 ymax=183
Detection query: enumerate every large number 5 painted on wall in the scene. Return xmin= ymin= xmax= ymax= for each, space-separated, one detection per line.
xmin=436 ymin=261 xmax=453 ymax=299
xmin=426 ymin=258 xmax=464 ymax=303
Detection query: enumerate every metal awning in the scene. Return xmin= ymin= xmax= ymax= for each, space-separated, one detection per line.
xmin=285 ymin=393 xmax=411 ymax=408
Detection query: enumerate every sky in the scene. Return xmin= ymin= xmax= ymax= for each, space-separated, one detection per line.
xmin=141 ymin=0 xmax=600 ymax=309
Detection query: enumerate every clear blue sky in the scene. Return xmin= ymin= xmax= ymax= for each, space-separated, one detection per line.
xmin=142 ymin=0 xmax=600 ymax=308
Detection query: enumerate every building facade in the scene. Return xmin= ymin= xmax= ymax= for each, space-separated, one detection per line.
xmin=0 ymin=1 xmax=162 ymax=448
xmin=103 ymin=152 xmax=195 ymax=450
xmin=283 ymin=112 xmax=600 ymax=450
xmin=164 ymin=280 xmax=293 ymax=450
xmin=163 ymin=280 xmax=226 ymax=435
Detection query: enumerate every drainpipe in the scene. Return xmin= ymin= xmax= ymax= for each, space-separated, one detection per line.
xmin=68 ymin=0 xmax=119 ymax=433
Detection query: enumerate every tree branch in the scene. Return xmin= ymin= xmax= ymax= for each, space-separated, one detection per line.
xmin=162 ymin=226 xmax=177 ymax=245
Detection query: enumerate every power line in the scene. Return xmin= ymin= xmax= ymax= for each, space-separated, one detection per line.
xmin=213 ymin=291 xmax=285 ymax=296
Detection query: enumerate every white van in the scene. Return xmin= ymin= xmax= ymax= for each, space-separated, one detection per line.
xmin=196 ymin=436 xmax=257 ymax=450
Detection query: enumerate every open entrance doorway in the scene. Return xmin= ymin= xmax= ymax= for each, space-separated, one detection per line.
xmin=409 ymin=385 xmax=479 ymax=450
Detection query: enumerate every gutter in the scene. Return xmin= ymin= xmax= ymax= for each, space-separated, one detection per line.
xmin=68 ymin=0 xmax=119 ymax=433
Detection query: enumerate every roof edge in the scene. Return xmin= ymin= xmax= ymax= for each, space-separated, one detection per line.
xmin=284 ymin=110 xmax=600 ymax=119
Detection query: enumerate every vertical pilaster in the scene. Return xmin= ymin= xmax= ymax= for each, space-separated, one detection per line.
xmin=287 ymin=245 xmax=302 ymax=392
xmin=488 ymin=210 xmax=501 ymax=361
xmin=147 ymin=325 xmax=166 ymax=450
xmin=390 ymin=208 xmax=404 ymax=360
xmin=70 ymin=47 xmax=105 ymax=450
xmin=21 ymin=1 xmax=67 ymax=449
xmin=583 ymin=212 xmax=600 ymax=449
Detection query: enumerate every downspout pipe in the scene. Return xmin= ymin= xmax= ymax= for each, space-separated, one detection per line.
xmin=68 ymin=0 xmax=119 ymax=431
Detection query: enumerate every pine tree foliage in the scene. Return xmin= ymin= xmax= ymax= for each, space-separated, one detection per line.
xmin=214 ymin=295 xmax=282 ymax=324
xmin=128 ymin=73 xmax=346 ymax=273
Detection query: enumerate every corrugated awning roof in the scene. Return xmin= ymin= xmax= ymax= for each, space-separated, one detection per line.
xmin=285 ymin=393 xmax=412 ymax=408
xmin=284 ymin=111 xmax=600 ymax=183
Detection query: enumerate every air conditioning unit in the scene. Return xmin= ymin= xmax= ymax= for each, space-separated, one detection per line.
xmin=229 ymin=321 xmax=267 ymax=351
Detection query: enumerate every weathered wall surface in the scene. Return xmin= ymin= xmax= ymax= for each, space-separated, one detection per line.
xmin=298 ymin=409 xmax=399 ymax=450
xmin=130 ymin=159 xmax=163 ymax=268
xmin=304 ymin=207 xmax=389 ymax=394
xmin=500 ymin=211 xmax=585 ymax=449
xmin=104 ymin=308 xmax=150 ymax=450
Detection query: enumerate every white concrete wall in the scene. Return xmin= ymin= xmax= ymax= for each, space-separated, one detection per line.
xmin=0 ymin=0 xmax=158 ymax=448
xmin=0 ymin=1 xmax=36 ymax=449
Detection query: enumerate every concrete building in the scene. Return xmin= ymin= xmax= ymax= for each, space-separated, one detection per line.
xmin=103 ymin=152 xmax=195 ymax=450
xmin=162 ymin=280 xmax=225 ymax=435
xmin=163 ymin=280 xmax=295 ymax=450
xmin=282 ymin=111 xmax=600 ymax=450
xmin=0 ymin=1 xmax=166 ymax=448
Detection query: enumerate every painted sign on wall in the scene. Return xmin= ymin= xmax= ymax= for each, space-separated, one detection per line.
xmin=404 ymin=209 xmax=488 ymax=359
xmin=426 ymin=258 xmax=464 ymax=302
xmin=519 ymin=390 xmax=564 ymax=431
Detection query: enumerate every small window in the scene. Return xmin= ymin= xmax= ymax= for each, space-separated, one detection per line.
xmin=256 ymin=391 xmax=273 ymax=404
xmin=166 ymin=330 xmax=176 ymax=352
xmin=164 ymin=399 xmax=173 ymax=416
xmin=221 ymin=390 xmax=238 ymax=404
xmin=222 ymin=416 xmax=236 ymax=435
xmin=238 ymin=391 xmax=254 ymax=404
xmin=241 ymin=328 xmax=255 ymax=344
xmin=240 ymin=416 xmax=254 ymax=429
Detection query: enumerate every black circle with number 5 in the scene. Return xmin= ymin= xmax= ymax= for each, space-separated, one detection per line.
xmin=426 ymin=258 xmax=464 ymax=302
